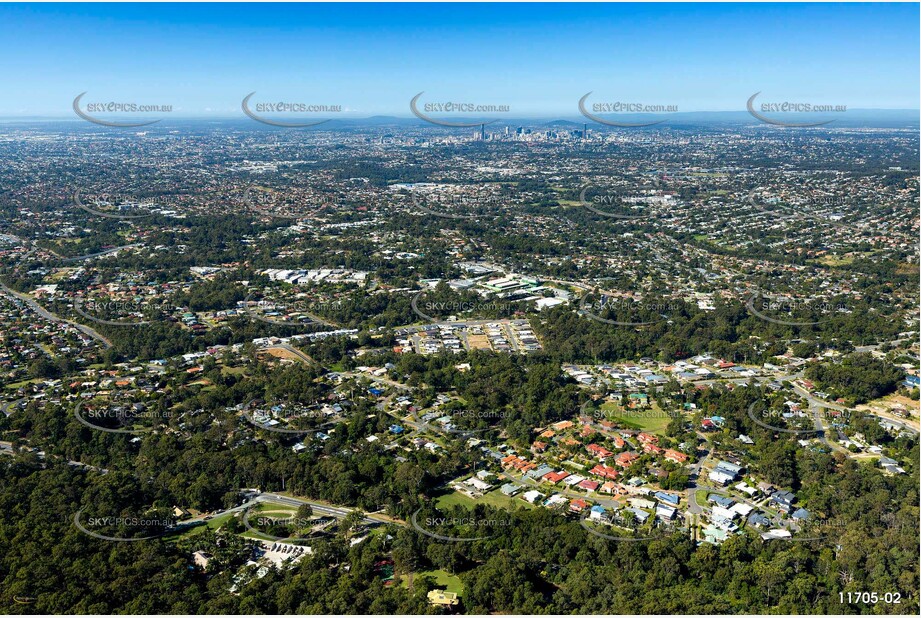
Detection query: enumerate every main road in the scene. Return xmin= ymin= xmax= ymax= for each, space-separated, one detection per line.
xmin=260 ymin=343 xmax=412 ymax=392
xmin=0 ymin=281 xmax=112 ymax=348
xmin=256 ymin=492 xmax=396 ymax=526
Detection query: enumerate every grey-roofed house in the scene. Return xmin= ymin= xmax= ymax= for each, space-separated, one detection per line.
xmin=527 ymin=464 xmax=554 ymax=480
xmin=715 ymin=460 xmax=744 ymax=477
xmin=655 ymin=491 xmax=680 ymax=506
xmin=770 ymin=490 xmax=796 ymax=512
xmin=625 ymin=507 xmax=651 ymax=524
xmin=655 ymin=503 xmax=677 ymax=521
xmin=708 ymin=494 xmax=734 ymax=508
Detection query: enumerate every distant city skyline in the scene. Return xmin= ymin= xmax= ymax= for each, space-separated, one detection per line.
xmin=0 ymin=2 xmax=918 ymax=118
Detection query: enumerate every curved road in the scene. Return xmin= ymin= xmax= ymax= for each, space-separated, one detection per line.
xmin=257 ymin=493 xmax=395 ymax=526
xmin=0 ymin=281 xmax=112 ymax=348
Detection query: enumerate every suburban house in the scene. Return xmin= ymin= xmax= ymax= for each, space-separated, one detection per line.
xmin=770 ymin=490 xmax=797 ymax=513
xmin=586 ymin=443 xmax=614 ymax=459
xmin=656 ymin=503 xmax=677 ymax=521
xmin=543 ymin=470 xmax=570 ymax=484
xmin=654 ymin=491 xmax=680 ymax=506
xmin=427 ymin=591 xmax=459 ymax=607
xmin=664 ymin=448 xmax=688 ymax=463
xmin=590 ymin=464 xmax=619 ymax=480
xmin=708 ymin=469 xmax=735 ymax=486
xmin=521 ymin=490 xmax=544 ymax=504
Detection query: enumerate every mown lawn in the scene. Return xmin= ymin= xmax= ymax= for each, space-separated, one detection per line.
xmin=171 ymin=511 xmax=236 ymax=540
xmin=435 ymin=488 xmax=535 ymax=511
xmin=599 ymin=401 xmax=676 ymax=435
xmin=401 ymin=569 xmax=463 ymax=594
xmin=695 ymin=490 xmax=709 ymax=508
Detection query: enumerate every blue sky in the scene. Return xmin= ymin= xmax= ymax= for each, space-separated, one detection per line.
xmin=0 ymin=2 xmax=917 ymax=117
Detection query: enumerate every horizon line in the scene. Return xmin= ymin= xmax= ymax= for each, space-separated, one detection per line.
xmin=0 ymin=108 xmax=918 ymax=121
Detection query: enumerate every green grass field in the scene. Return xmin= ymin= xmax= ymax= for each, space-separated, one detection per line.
xmin=172 ymin=511 xmax=236 ymax=540
xmin=695 ymin=491 xmax=709 ymax=508
xmin=599 ymin=401 xmax=676 ymax=435
xmin=3 ymin=378 xmax=44 ymax=391
xmin=401 ymin=569 xmax=463 ymax=594
xmin=435 ymin=488 xmax=535 ymax=511
xmin=173 ymin=500 xmax=301 ymax=541
xmin=251 ymin=501 xmax=297 ymax=515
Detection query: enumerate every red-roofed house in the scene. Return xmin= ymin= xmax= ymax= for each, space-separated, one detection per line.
xmin=664 ymin=449 xmax=688 ymax=464
xmin=643 ymin=443 xmax=663 ymax=455
xmin=543 ymin=470 xmax=570 ymax=484
xmin=586 ymin=443 xmax=614 ymax=459
xmin=569 ymin=498 xmax=590 ymax=513
xmin=637 ymin=432 xmax=658 ymax=444
xmin=578 ymin=479 xmax=600 ymax=492
xmin=590 ymin=464 xmax=619 ymax=480
xmin=502 ymin=455 xmax=536 ymax=473
xmin=616 ymin=452 xmax=640 ymax=468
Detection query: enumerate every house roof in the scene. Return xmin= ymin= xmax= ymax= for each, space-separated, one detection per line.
xmin=543 ymin=470 xmax=570 ymax=483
